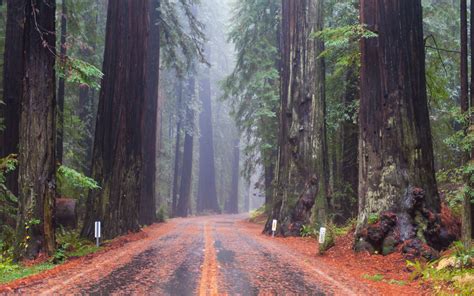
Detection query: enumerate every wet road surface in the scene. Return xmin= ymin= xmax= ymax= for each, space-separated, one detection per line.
xmin=7 ymin=215 xmax=369 ymax=295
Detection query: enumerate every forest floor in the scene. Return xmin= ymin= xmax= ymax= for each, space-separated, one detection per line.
xmin=0 ymin=214 xmax=431 ymax=295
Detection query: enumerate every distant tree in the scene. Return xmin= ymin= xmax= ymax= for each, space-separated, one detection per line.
xmin=197 ymin=51 xmax=220 ymax=213
xmin=0 ymin=0 xmax=25 ymax=196
xmin=223 ymin=0 xmax=280 ymax=209
xmin=82 ymin=0 xmax=149 ymax=239
xmin=176 ymin=77 xmax=196 ymax=217
xmin=16 ymin=0 xmax=57 ymax=258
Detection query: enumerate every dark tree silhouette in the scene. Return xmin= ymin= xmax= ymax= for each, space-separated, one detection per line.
xmin=82 ymin=0 xmax=149 ymax=239
xmin=16 ymin=0 xmax=57 ymax=258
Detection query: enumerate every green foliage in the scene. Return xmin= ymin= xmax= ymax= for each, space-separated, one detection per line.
xmin=362 ymin=273 xmax=384 ymax=282
xmin=222 ymin=0 xmax=280 ymax=180
xmin=300 ymin=224 xmax=317 ymax=238
xmin=406 ymin=242 xmax=474 ymax=294
xmin=54 ymin=228 xmax=100 ymax=264
xmin=367 ymin=213 xmax=379 ymax=225
xmin=0 ymin=155 xmax=18 ymax=261
xmin=57 ymin=57 xmax=103 ymax=90
xmin=160 ymin=0 xmax=207 ymax=75
xmin=56 ymin=165 xmax=100 ymax=199
xmin=0 ymin=262 xmax=55 ymax=284
xmin=156 ymin=206 xmax=168 ymax=223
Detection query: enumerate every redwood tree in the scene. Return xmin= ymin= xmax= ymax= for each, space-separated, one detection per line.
xmin=197 ymin=55 xmax=219 ymax=213
xmin=82 ymin=0 xmax=149 ymax=239
xmin=265 ymin=0 xmax=329 ymax=236
xmin=0 ymin=0 xmax=25 ymax=196
xmin=140 ymin=0 xmax=161 ymax=225
xmin=16 ymin=0 xmax=57 ymax=258
xmin=356 ymin=0 xmax=442 ymax=256
xmin=176 ymin=77 xmax=195 ymax=217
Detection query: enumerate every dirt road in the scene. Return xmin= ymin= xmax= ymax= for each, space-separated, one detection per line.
xmin=4 ymin=215 xmax=379 ymax=295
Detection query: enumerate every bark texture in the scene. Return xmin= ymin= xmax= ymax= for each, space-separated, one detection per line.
xmin=356 ymin=0 xmax=445 ymax=258
xmin=197 ymin=58 xmax=219 ymax=213
xmin=140 ymin=0 xmax=161 ymax=225
xmin=16 ymin=0 xmax=56 ymax=258
xmin=265 ymin=0 xmax=329 ymax=236
xmin=0 ymin=0 xmax=25 ymax=196
xmin=82 ymin=0 xmax=149 ymax=239
xmin=171 ymin=81 xmax=183 ymax=216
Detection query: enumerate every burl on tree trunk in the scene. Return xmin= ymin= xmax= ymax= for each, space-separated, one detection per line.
xmin=355 ymin=0 xmax=458 ymax=259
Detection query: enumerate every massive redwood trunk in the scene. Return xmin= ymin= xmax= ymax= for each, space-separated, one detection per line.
xmin=197 ymin=56 xmax=219 ymax=213
xmin=140 ymin=0 xmax=161 ymax=225
xmin=265 ymin=0 xmax=329 ymax=236
xmin=16 ymin=0 xmax=56 ymax=258
xmin=82 ymin=0 xmax=149 ymax=239
xmin=470 ymin=0 xmax=474 ymax=240
xmin=356 ymin=0 xmax=447 ymax=258
xmin=0 ymin=0 xmax=25 ymax=196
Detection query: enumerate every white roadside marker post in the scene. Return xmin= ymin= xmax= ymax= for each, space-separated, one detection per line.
xmin=319 ymin=227 xmax=326 ymax=245
xmin=272 ymin=219 xmax=277 ymax=237
xmin=95 ymin=221 xmax=101 ymax=247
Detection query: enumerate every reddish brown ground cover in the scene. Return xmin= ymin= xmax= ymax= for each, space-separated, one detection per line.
xmin=240 ymin=219 xmax=432 ymax=295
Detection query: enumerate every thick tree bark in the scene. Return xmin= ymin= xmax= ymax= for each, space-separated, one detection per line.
xmin=461 ymin=0 xmax=472 ymax=248
xmin=265 ymin=0 xmax=329 ymax=236
xmin=197 ymin=55 xmax=219 ymax=213
xmin=81 ymin=0 xmax=149 ymax=239
xmin=0 ymin=0 xmax=25 ymax=196
xmin=140 ymin=0 xmax=161 ymax=225
xmin=176 ymin=78 xmax=195 ymax=217
xmin=56 ymin=0 xmax=67 ymax=164
xmin=16 ymin=0 xmax=56 ymax=258
xmin=356 ymin=0 xmax=443 ymax=257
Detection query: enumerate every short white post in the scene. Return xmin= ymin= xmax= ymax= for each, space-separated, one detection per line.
xmin=272 ymin=219 xmax=278 ymax=237
xmin=95 ymin=221 xmax=101 ymax=247
xmin=319 ymin=227 xmax=326 ymax=244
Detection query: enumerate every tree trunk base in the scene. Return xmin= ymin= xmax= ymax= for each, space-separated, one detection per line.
xmin=355 ymin=188 xmax=460 ymax=260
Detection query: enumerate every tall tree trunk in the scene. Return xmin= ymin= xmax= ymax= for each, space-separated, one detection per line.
xmin=81 ymin=0 xmax=149 ymax=239
xmin=140 ymin=0 xmax=161 ymax=225
xmin=197 ymin=54 xmax=219 ymax=213
xmin=171 ymin=80 xmax=183 ymax=217
xmin=228 ymin=138 xmax=240 ymax=214
xmin=16 ymin=0 xmax=56 ymax=259
xmin=176 ymin=78 xmax=195 ymax=217
xmin=265 ymin=0 xmax=329 ymax=236
xmin=56 ymin=0 xmax=67 ymax=164
xmin=461 ymin=0 xmax=472 ymax=248
xmin=0 ymin=0 xmax=25 ymax=196
xmin=356 ymin=0 xmax=442 ymax=256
